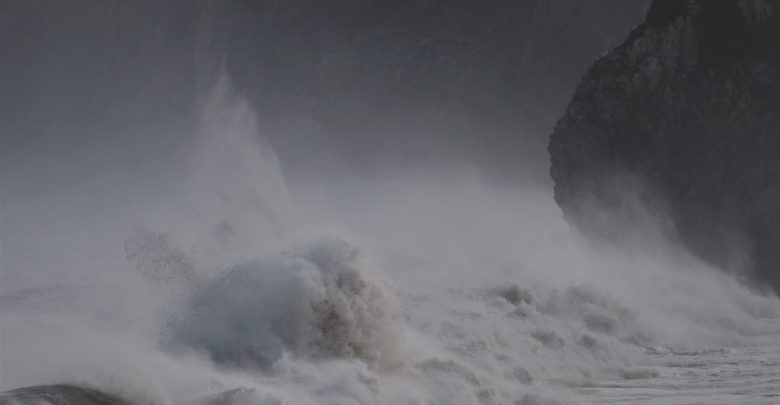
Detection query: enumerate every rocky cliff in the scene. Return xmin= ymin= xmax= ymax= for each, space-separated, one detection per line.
xmin=549 ymin=0 xmax=780 ymax=290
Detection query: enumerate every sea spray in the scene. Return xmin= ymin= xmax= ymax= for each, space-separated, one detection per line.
xmin=169 ymin=237 xmax=403 ymax=370
xmin=182 ymin=67 xmax=295 ymax=267
xmin=3 ymin=67 xmax=780 ymax=405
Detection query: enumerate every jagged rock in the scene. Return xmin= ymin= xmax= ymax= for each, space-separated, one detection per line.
xmin=549 ymin=0 xmax=780 ymax=290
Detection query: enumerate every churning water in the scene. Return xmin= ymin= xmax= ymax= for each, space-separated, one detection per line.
xmin=1 ymin=72 xmax=778 ymax=405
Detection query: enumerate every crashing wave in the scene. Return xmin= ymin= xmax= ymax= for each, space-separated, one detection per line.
xmin=169 ymin=237 xmax=402 ymax=370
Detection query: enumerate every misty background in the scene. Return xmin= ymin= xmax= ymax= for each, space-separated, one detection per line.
xmin=0 ymin=1 xmax=651 ymax=272
xmin=1 ymin=1 xmax=649 ymax=187
xmin=2 ymin=2 xmax=780 ymax=404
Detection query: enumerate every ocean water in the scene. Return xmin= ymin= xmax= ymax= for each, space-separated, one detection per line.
xmin=580 ymin=334 xmax=780 ymax=404
xmin=2 ymin=246 xmax=778 ymax=405
xmin=1 ymin=72 xmax=778 ymax=405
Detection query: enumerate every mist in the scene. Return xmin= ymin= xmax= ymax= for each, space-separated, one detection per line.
xmin=2 ymin=1 xmax=779 ymax=404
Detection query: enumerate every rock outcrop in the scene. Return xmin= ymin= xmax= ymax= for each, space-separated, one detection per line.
xmin=549 ymin=0 xmax=780 ymax=291
xmin=0 ymin=385 xmax=132 ymax=405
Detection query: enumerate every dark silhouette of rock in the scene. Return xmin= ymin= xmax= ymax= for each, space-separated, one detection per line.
xmin=0 ymin=385 xmax=133 ymax=405
xmin=549 ymin=0 xmax=780 ymax=291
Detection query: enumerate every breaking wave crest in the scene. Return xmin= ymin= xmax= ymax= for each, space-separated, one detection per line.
xmin=169 ymin=237 xmax=402 ymax=370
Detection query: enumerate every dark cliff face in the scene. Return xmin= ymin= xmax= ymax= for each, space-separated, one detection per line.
xmin=549 ymin=0 xmax=780 ymax=290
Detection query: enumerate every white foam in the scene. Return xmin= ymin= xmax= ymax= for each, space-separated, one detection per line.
xmin=169 ymin=237 xmax=402 ymax=370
